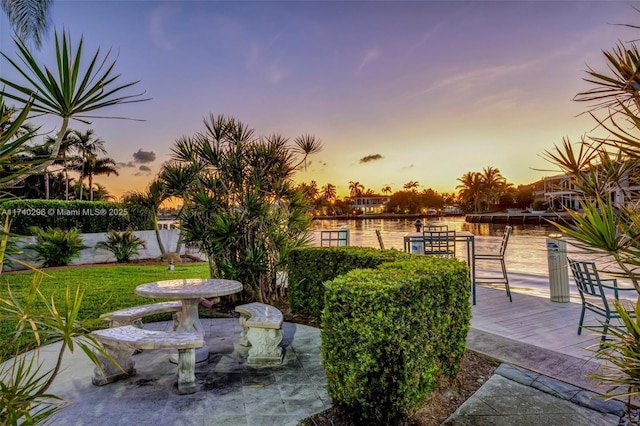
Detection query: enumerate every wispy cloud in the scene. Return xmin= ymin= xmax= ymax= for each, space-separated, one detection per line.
xmin=404 ymin=22 xmax=445 ymax=58
xmin=149 ymin=3 xmax=178 ymax=52
xmin=245 ymin=32 xmax=290 ymax=83
xmin=267 ymin=68 xmax=288 ymax=83
xmin=472 ymin=89 xmax=521 ymax=110
xmin=356 ymin=46 xmax=382 ymax=73
xmin=415 ymin=59 xmax=537 ymax=97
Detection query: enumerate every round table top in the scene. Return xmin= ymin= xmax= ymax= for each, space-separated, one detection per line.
xmin=135 ymin=278 xmax=242 ymax=299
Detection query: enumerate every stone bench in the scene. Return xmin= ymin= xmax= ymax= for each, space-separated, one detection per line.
xmin=91 ymin=325 xmax=203 ymax=395
xmin=234 ymin=302 xmax=284 ymax=365
xmin=100 ymin=301 xmax=183 ymax=328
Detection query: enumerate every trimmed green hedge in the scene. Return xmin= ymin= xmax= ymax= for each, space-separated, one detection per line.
xmin=0 ymin=200 xmax=154 ymax=235
xmin=321 ymin=257 xmax=471 ymax=424
xmin=287 ymin=247 xmax=413 ymax=316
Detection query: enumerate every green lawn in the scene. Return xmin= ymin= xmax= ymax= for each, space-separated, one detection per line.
xmin=0 ymin=262 xmax=210 ymax=357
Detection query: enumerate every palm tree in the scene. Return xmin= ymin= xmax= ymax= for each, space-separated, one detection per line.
xmin=403 ymin=181 xmax=420 ymax=191
xmin=158 ymin=160 xmax=199 ymax=254
xmin=456 ymin=172 xmax=485 ymax=213
xmin=322 ymin=183 xmax=336 ymax=202
xmin=381 ymin=185 xmax=392 ymax=195
xmin=348 ymin=181 xmax=364 ymax=198
xmin=76 ymin=155 xmax=118 ymax=201
xmin=91 ymin=182 xmax=114 ymax=201
xmin=541 ymin=17 xmax=640 ymax=407
xmin=321 ymin=183 xmax=337 ymax=215
xmin=481 ymin=166 xmax=507 ymax=206
xmin=162 ymin=114 xmax=321 ymax=302
xmin=1 ymin=0 xmax=53 ymax=48
xmin=46 ymin=129 xmax=75 ymax=200
xmin=308 ymin=180 xmax=319 ymax=200
xmin=122 ymin=179 xmax=167 ymax=255
xmin=69 ymin=129 xmax=106 ymax=200
xmin=574 ymin=41 xmax=640 ymax=117
xmin=0 ymin=29 xmax=148 ymax=189
xmin=49 ymin=171 xmax=70 ymax=199
xmin=298 ymin=181 xmax=319 ymax=203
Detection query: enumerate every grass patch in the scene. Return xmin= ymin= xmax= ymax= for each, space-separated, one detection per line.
xmin=0 ymin=263 xmax=210 ymax=358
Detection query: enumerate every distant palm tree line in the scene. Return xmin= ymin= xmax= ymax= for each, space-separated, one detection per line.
xmin=299 ymin=167 xmax=536 ymax=215
xmin=1 ymin=124 xmax=118 ymax=201
xmin=1 ymin=111 xmax=534 ymax=213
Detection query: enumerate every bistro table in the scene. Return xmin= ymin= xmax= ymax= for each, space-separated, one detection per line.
xmin=135 ymin=278 xmax=243 ymax=362
xmin=403 ymin=231 xmax=477 ymax=305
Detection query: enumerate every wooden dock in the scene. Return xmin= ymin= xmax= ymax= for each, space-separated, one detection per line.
xmin=466 ymin=212 xmax=573 ymax=224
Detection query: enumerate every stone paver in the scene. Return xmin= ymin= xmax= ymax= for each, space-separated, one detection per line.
xmin=8 ymin=287 xmax=634 ymax=426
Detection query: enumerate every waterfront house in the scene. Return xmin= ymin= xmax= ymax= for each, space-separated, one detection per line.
xmin=541 ymin=166 xmax=640 ymax=210
xmin=350 ymin=195 xmax=391 ymax=215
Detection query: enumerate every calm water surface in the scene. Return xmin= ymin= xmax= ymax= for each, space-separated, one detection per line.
xmin=311 ymin=217 xmax=597 ymax=278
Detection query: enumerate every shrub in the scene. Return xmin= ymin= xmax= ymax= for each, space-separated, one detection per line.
xmin=95 ymin=229 xmax=146 ymax=263
xmin=26 ymin=227 xmax=89 ymax=267
xmin=0 ymin=200 xmax=153 ymax=235
xmin=321 ymin=257 xmax=471 ymax=425
xmin=287 ymin=247 xmax=413 ymax=317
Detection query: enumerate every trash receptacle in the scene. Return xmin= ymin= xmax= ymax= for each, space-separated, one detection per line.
xmin=409 ymin=237 xmax=425 ymax=255
xmin=546 ymin=234 xmax=569 ymax=302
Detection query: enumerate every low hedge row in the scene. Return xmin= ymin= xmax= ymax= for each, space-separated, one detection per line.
xmin=0 ymin=200 xmax=154 ymax=235
xmin=321 ymin=257 xmax=471 ymax=424
xmin=287 ymin=247 xmax=414 ymax=316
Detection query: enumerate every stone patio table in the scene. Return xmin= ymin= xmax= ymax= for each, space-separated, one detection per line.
xmin=135 ymin=278 xmax=242 ymax=362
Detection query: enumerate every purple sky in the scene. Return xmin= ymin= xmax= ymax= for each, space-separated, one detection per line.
xmin=1 ymin=1 xmax=637 ymax=198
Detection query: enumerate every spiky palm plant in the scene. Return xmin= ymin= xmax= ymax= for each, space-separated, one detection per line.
xmin=0 ymin=92 xmax=109 ymax=424
xmin=96 ymin=229 xmax=146 ymax=263
xmin=26 ymin=227 xmax=89 ymax=267
xmin=544 ymin=13 xmax=640 ymax=417
xmin=161 ymin=115 xmax=321 ymax=303
xmin=0 ymin=29 xmax=149 ymax=189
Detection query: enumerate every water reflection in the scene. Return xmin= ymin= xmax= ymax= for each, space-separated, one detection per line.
xmin=312 ymin=217 xmax=573 ymax=279
xmin=312 ymin=216 xmax=559 ymax=237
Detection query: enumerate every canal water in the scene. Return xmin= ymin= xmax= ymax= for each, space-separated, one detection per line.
xmin=310 ymin=216 xmax=612 ymax=280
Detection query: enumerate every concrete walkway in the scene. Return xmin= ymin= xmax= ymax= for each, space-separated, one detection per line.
xmin=9 ymin=275 xmax=634 ymax=425
xmin=448 ymin=274 xmax=628 ymax=425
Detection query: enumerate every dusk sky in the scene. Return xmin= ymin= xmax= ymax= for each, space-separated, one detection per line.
xmin=1 ymin=1 xmax=637 ymax=199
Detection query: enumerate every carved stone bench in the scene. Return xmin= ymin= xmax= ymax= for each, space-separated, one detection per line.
xmin=234 ymin=302 xmax=284 ymax=365
xmin=91 ymin=325 xmax=203 ymax=394
xmin=100 ymin=301 xmax=183 ymax=328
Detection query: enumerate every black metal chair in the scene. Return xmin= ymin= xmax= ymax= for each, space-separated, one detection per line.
xmin=424 ymin=224 xmax=448 ymax=231
xmin=474 ymin=226 xmax=512 ymax=302
xmin=567 ymin=258 xmax=637 ymax=342
xmin=422 ymin=229 xmax=456 ymax=258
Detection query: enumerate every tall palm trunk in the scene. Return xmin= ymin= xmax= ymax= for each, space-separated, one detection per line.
xmin=79 ymin=152 xmax=85 ymax=200
xmin=88 ymin=173 xmax=93 ymax=201
xmin=64 ymin=153 xmax=69 ymax=200
xmin=152 ymin=212 xmax=166 ymax=255
xmin=44 ymin=172 xmax=49 ymax=199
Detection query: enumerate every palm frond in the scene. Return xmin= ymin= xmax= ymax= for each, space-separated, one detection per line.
xmin=1 ymin=0 xmax=53 ymax=49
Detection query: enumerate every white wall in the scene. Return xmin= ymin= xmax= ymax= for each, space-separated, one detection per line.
xmin=8 ymin=229 xmax=190 ymax=270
